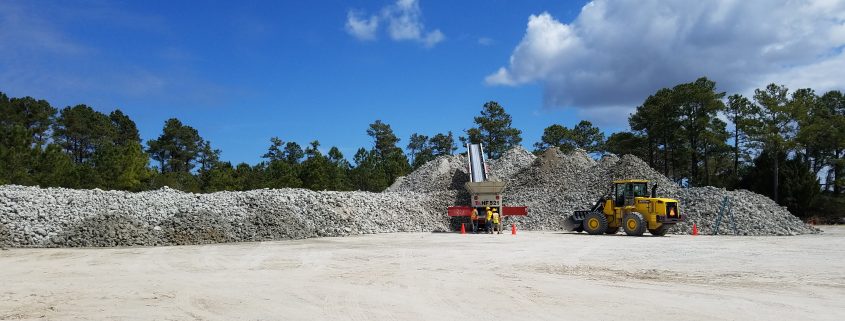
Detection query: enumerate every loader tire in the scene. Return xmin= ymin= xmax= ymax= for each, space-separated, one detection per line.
xmin=582 ymin=211 xmax=608 ymax=235
xmin=649 ymin=224 xmax=670 ymax=236
xmin=623 ymin=212 xmax=646 ymax=236
xmin=604 ymin=226 xmax=619 ymax=234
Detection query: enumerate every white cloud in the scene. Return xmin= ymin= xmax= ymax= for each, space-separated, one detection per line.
xmin=345 ymin=0 xmax=444 ymax=47
xmin=345 ymin=10 xmax=379 ymax=41
xmin=487 ymin=0 xmax=845 ymax=124
xmin=422 ymin=29 xmax=444 ymax=48
xmin=477 ymin=37 xmax=494 ymax=46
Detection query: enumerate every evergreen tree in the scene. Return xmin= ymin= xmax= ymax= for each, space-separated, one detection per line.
xmin=604 ymin=132 xmax=648 ymax=158
xmin=32 ymin=144 xmax=75 ymax=187
xmin=201 ymin=161 xmax=237 ymax=192
xmin=406 ymin=133 xmax=429 ymax=165
xmin=701 ymin=118 xmax=731 ymax=186
xmin=407 ymin=131 xmax=456 ymax=169
xmin=0 ymin=125 xmax=39 ymax=185
xmin=630 ymin=88 xmax=683 ymax=179
xmin=534 ymin=121 xmax=605 ymax=153
xmin=673 ymin=77 xmax=726 ymax=186
xmin=726 ymin=94 xmax=757 ymax=182
xmin=327 ymin=146 xmax=352 ymax=190
xmin=465 ymin=101 xmax=522 ymax=159
xmin=262 ymin=137 xmax=286 ymax=162
xmin=366 ymin=120 xmax=411 ymax=187
xmin=233 ymin=162 xmax=260 ymax=190
xmin=816 ymin=91 xmax=845 ymax=194
xmin=740 ymin=150 xmax=819 ymax=218
xmin=350 ymin=147 xmax=388 ymax=192
xmin=2 ymin=95 xmax=56 ymax=147
xmin=109 ymin=110 xmax=141 ymax=145
xmin=146 ymin=118 xmax=204 ymax=173
xmin=299 ymin=140 xmax=332 ymax=190
xmin=262 ymin=160 xmax=301 ymax=189
xmin=534 ymin=124 xmax=569 ymax=152
xmin=53 ymin=104 xmax=115 ymax=164
xmin=747 ymin=84 xmax=795 ymax=202
xmin=283 ymin=142 xmax=304 ymax=164
xmin=429 ymin=131 xmax=456 ymax=156
xmin=98 ymin=109 xmax=149 ymax=190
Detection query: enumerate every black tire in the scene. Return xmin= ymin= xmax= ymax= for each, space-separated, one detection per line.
xmin=604 ymin=226 xmax=619 ymax=234
xmin=573 ymin=226 xmax=584 ymax=233
xmin=622 ymin=212 xmax=646 ymax=236
xmin=582 ymin=211 xmax=608 ymax=235
xmin=649 ymin=224 xmax=670 ymax=236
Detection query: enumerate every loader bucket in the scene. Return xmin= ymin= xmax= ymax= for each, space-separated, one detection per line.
xmin=563 ymin=215 xmax=581 ymax=231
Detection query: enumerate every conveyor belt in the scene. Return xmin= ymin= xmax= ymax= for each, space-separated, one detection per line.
xmin=468 ymin=143 xmax=487 ymax=182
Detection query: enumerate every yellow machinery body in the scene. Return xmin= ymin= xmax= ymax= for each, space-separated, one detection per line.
xmin=574 ymin=179 xmax=685 ymax=236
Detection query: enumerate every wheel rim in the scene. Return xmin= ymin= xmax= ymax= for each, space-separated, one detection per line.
xmin=588 ymin=218 xmax=599 ymax=229
xmin=627 ymin=218 xmax=638 ymax=230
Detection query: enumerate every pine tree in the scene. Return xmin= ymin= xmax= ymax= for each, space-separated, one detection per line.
xmin=465 ymin=101 xmax=522 ymax=159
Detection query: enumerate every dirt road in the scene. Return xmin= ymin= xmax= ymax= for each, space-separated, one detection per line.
xmin=2 ymin=226 xmax=843 ymax=321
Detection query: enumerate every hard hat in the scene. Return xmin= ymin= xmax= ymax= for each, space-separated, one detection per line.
xmin=485 ymin=207 xmax=490 ymax=210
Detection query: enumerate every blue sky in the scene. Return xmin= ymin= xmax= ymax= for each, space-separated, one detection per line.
xmin=2 ymin=0 xmax=844 ymax=164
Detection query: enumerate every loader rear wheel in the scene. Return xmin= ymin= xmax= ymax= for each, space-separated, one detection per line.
xmin=622 ymin=212 xmax=646 ymax=236
xmin=649 ymin=224 xmax=670 ymax=236
xmin=604 ymin=226 xmax=619 ymax=234
xmin=582 ymin=212 xmax=608 ymax=235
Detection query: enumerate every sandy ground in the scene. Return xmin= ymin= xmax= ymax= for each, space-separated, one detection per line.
xmin=1 ymin=226 xmax=844 ymax=321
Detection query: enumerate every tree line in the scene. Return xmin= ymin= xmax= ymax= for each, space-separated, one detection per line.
xmin=1 ymin=79 xmax=843 ymax=220
xmin=533 ymin=78 xmax=843 ymax=221
xmin=0 ymin=94 xmax=519 ymax=194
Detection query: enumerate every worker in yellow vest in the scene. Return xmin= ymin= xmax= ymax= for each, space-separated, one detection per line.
xmin=485 ymin=207 xmax=493 ymax=234
xmin=470 ymin=208 xmax=479 ymax=233
xmin=492 ymin=208 xmax=502 ymax=234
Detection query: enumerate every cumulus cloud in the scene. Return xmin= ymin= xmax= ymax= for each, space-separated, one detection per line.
xmin=345 ymin=0 xmax=444 ymax=47
xmin=345 ymin=10 xmax=379 ymax=41
xmin=487 ymin=0 xmax=845 ymax=118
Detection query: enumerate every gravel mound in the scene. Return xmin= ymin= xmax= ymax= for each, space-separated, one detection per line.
xmin=0 ymin=147 xmax=817 ymax=247
xmin=488 ymin=146 xmax=537 ymax=181
xmin=385 ymin=146 xmax=814 ymax=236
xmin=0 ymin=186 xmax=455 ymax=247
xmin=675 ymin=187 xmax=816 ymax=236
xmin=386 ymin=154 xmax=467 ymax=193
xmin=506 ymin=151 xmax=814 ymax=235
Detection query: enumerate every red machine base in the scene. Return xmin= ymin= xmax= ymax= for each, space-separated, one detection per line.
xmin=447 ymin=206 xmax=528 ymax=216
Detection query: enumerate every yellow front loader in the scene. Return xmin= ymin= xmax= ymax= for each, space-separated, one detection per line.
xmin=566 ymin=179 xmax=685 ymax=236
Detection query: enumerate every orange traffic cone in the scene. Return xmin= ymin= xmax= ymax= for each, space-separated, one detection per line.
xmin=460 ymin=223 xmax=466 ymax=234
xmin=692 ymin=223 xmax=699 ymax=236
xmin=511 ymin=223 xmax=517 ymax=235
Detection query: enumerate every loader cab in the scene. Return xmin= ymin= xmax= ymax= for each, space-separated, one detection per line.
xmin=613 ymin=180 xmax=649 ymax=207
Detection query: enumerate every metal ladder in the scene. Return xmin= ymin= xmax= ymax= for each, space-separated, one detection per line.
xmin=713 ymin=196 xmax=737 ymax=235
